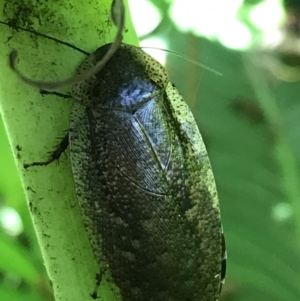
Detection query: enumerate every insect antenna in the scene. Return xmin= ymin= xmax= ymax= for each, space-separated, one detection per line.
xmin=8 ymin=0 xmax=125 ymax=90
xmin=141 ymin=46 xmax=222 ymax=76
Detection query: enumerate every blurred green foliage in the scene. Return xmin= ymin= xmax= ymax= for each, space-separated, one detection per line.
xmin=1 ymin=0 xmax=300 ymax=300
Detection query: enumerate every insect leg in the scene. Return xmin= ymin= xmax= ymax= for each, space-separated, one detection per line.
xmin=40 ymin=90 xmax=72 ymax=99
xmin=90 ymin=271 xmax=103 ymax=299
xmin=24 ymin=133 xmax=69 ymax=168
xmin=23 ymin=90 xmax=72 ymax=169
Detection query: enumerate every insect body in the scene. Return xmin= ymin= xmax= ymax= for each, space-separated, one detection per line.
xmin=70 ymin=44 xmax=225 ymax=301
xmin=9 ymin=1 xmax=226 ymax=300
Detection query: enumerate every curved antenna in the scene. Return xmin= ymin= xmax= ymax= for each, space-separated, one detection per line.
xmin=141 ymin=46 xmax=222 ymax=76
xmin=0 ymin=20 xmax=89 ymax=55
xmin=9 ymin=0 xmax=125 ymax=90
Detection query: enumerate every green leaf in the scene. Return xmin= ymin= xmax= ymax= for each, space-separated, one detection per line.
xmin=0 ymin=1 xmax=138 ymax=301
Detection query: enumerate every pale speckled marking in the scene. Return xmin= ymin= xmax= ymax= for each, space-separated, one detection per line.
xmin=69 ymin=102 xmax=122 ymax=300
xmin=165 ymin=82 xmax=220 ymax=211
xmin=164 ymin=82 xmax=224 ymax=299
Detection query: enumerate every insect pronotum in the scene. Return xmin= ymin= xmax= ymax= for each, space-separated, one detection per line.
xmin=9 ymin=0 xmax=226 ymax=300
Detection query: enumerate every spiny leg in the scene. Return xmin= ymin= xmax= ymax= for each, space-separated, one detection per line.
xmin=40 ymin=90 xmax=72 ymax=99
xmin=24 ymin=133 xmax=69 ymax=168
xmin=24 ymin=91 xmax=72 ymax=169
xmin=90 ymin=270 xmax=104 ymax=299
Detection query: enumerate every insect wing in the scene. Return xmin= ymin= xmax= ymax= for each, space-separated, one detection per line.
xmin=69 ymin=45 xmax=224 ymax=301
